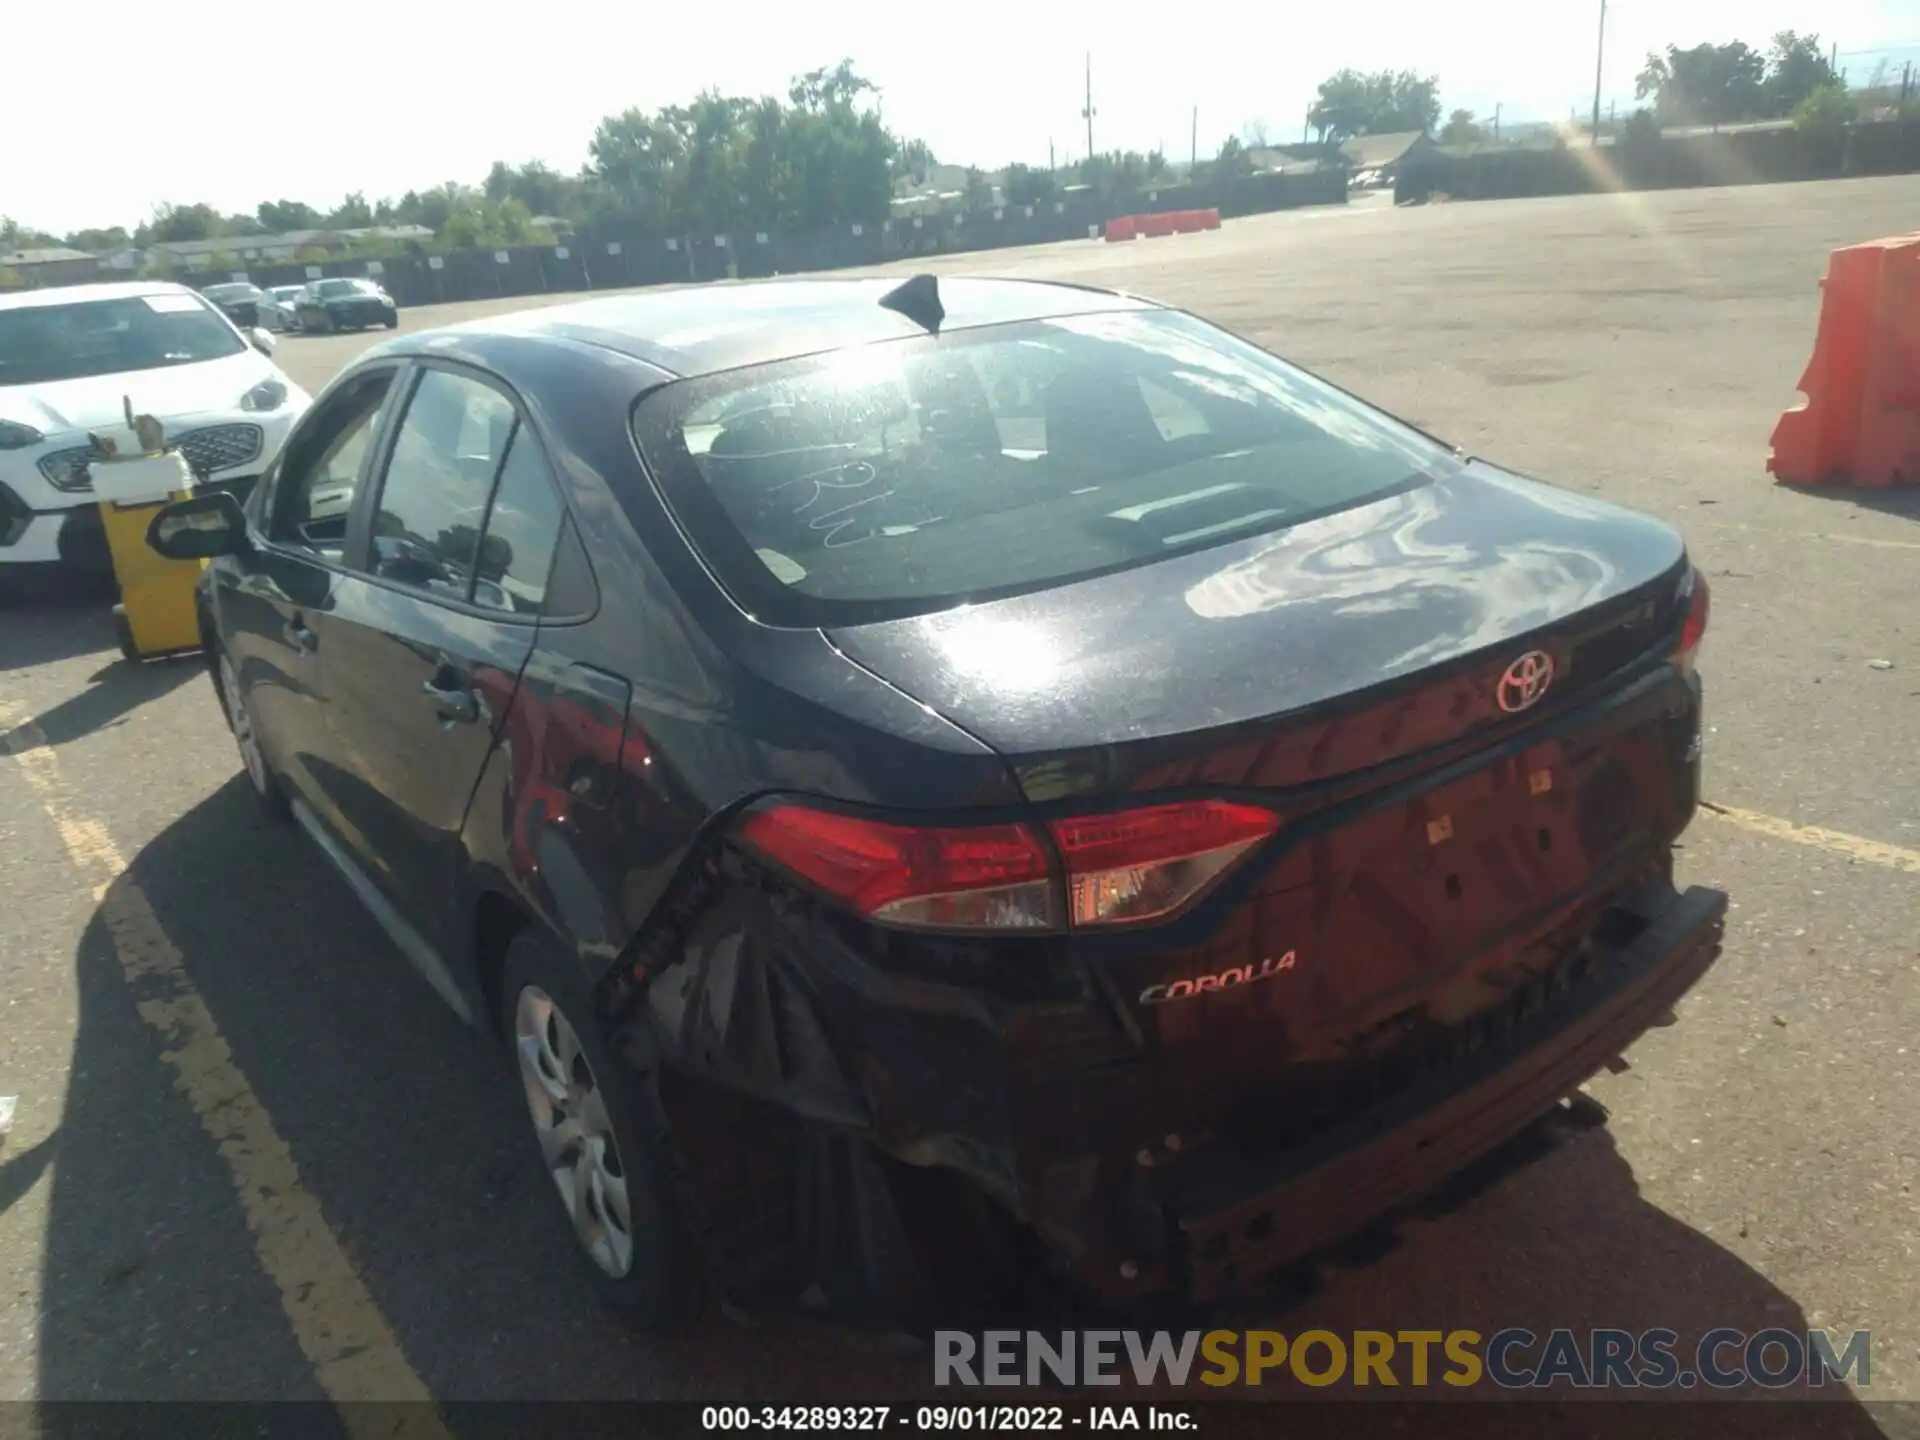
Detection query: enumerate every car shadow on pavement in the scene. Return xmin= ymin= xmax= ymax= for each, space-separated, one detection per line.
xmin=1777 ymin=481 xmax=1920 ymax=524
xmin=0 ymin=655 xmax=202 ymax=752
xmin=0 ymin=582 xmax=120 ymax=673
xmin=30 ymin=778 xmax=1891 ymax=1426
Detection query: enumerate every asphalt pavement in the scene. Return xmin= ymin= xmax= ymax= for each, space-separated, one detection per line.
xmin=1 ymin=177 xmax=1917 ymax=1423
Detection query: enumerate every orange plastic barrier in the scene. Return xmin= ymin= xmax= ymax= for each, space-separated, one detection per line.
xmin=1137 ymin=212 xmax=1178 ymax=238
xmin=1770 ymin=234 xmax=1920 ymax=487
xmin=1170 ymin=208 xmax=1222 ymax=233
xmin=1104 ymin=216 xmax=1138 ymax=243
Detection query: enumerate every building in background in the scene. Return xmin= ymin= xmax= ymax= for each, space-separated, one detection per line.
xmin=0 ymin=247 xmax=104 ymax=287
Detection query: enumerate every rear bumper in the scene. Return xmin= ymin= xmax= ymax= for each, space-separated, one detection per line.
xmin=1154 ymin=880 xmax=1727 ymax=1303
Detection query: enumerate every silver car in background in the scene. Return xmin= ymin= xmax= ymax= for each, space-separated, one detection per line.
xmin=260 ymin=285 xmax=309 ymax=333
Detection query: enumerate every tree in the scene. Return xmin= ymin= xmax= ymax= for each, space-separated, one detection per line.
xmin=1001 ymin=163 xmax=1056 ymax=207
xmin=1308 ymin=69 xmax=1441 ymax=142
xmin=1441 ymin=109 xmax=1485 ymax=145
xmin=1792 ymin=83 xmax=1858 ymax=133
xmin=1635 ymin=42 xmax=1768 ymax=125
xmin=257 ymin=199 xmax=321 ymax=234
xmin=1145 ymin=149 xmax=1167 ymax=180
xmin=893 ymin=138 xmax=936 ymax=186
xmin=962 ymin=167 xmax=993 ymax=211
xmin=1 ymin=216 xmax=57 ymax=249
xmin=1215 ymin=135 xmax=1253 ymax=179
xmin=64 ymin=225 xmax=129 ymax=254
xmin=483 ymin=160 xmax=575 ymax=219
xmin=327 ymin=192 xmax=376 ymax=229
xmin=1766 ymin=32 xmax=1841 ymax=115
xmin=141 ymin=202 xmax=223 ymax=244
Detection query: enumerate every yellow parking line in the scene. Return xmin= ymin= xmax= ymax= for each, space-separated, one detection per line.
xmin=0 ymin=707 xmax=448 ymax=1434
xmin=1701 ymin=800 xmax=1920 ymax=877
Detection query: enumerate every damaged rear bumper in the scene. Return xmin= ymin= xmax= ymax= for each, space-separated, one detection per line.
xmin=1142 ymin=881 xmax=1727 ymax=1303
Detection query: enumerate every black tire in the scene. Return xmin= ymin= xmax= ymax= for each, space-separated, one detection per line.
xmin=384 ymin=314 xmax=399 ymax=329
xmin=113 ymin=611 xmax=139 ymax=664
xmin=213 ymin=643 xmax=291 ymax=820
xmin=499 ymin=928 xmax=706 ymax=1327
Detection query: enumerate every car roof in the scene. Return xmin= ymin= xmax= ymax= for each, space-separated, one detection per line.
xmin=0 ymin=280 xmax=202 ymax=312
xmin=384 ymin=275 xmax=1160 ymax=379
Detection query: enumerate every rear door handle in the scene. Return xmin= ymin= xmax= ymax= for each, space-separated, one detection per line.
xmin=423 ymin=676 xmax=481 ymax=725
xmin=285 ymin=616 xmax=318 ymax=654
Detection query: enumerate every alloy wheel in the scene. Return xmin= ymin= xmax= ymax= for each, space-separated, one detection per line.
xmin=514 ymin=985 xmax=635 ymax=1278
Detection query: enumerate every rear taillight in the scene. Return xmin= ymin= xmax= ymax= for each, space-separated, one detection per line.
xmin=1049 ymin=800 xmax=1281 ymax=927
xmin=735 ymin=798 xmax=1279 ymax=934
xmin=736 ymin=805 xmax=1059 ymax=931
xmin=1675 ymin=567 xmax=1710 ymax=675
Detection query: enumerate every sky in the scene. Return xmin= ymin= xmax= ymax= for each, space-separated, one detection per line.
xmin=9 ymin=0 xmax=1918 ymax=236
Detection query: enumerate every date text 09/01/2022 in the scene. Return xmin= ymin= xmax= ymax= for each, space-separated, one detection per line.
xmin=701 ymin=1406 xmax=1192 ymax=1431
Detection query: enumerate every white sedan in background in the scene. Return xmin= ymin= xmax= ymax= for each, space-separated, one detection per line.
xmin=0 ymin=281 xmax=311 ymax=582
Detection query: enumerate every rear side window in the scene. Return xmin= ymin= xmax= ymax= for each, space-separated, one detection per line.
xmin=631 ymin=308 xmax=1452 ymax=626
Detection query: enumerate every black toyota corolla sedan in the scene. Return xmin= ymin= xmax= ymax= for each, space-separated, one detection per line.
xmin=149 ymin=275 xmax=1722 ymax=1325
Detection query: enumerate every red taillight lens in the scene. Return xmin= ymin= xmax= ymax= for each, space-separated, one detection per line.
xmin=736 ymin=804 xmax=1058 ymax=931
xmin=736 ymin=798 xmax=1281 ymax=933
xmin=1049 ymin=799 xmax=1281 ymax=928
xmin=1676 ymin=567 xmax=1710 ymax=675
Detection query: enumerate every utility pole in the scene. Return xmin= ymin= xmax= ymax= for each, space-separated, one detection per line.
xmin=1590 ymin=0 xmax=1608 ymax=141
xmin=1048 ymin=138 xmax=1055 ymax=173
xmin=1081 ymin=53 xmax=1096 ymax=163
xmin=1494 ymin=102 xmax=1503 ymax=140
xmin=1191 ymin=106 xmax=1198 ymax=172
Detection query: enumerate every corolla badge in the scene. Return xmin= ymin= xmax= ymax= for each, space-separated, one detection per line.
xmin=1496 ymin=650 xmax=1555 ymax=714
xmin=1139 ymin=951 xmax=1296 ymax=1006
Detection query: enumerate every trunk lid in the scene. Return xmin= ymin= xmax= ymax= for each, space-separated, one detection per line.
xmin=825 ymin=462 xmax=1688 ymax=800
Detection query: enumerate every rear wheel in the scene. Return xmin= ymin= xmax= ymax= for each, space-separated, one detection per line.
xmin=112 ymin=610 xmax=138 ymax=664
xmin=217 ymin=648 xmax=289 ymax=819
xmin=384 ymin=314 xmax=399 ymax=329
xmin=501 ymin=928 xmax=705 ymax=1327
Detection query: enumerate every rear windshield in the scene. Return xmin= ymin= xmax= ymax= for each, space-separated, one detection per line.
xmin=631 ymin=308 xmax=1454 ymax=626
xmin=0 ymin=293 xmax=246 ymax=387
xmin=314 ymin=279 xmax=377 ymax=297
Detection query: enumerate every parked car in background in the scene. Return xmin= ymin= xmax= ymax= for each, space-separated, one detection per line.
xmin=202 ymin=281 xmax=268 ymax=329
xmin=150 ymin=275 xmax=1721 ymax=1327
xmin=0 ymin=281 xmax=310 ymax=582
xmin=295 ymin=277 xmax=399 ymax=333
xmin=261 ymin=285 xmax=309 ymax=333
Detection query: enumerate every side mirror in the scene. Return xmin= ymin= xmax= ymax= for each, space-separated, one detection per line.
xmin=248 ymin=327 xmax=277 ymax=356
xmin=148 ymin=490 xmax=249 ymax=561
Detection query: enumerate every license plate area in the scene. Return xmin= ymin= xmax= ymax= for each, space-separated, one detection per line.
xmin=1313 ymin=728 xmax=1663 ymax=1021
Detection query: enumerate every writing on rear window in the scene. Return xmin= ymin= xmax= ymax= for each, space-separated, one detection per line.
xmin=634 ymin=308 xmax=1452 ymax=626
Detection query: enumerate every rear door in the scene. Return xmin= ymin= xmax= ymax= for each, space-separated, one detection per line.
xmin=214 ymin=363 xmax=400 ymax=821
xmin=318 ymin=360 xmax=571 ymax=957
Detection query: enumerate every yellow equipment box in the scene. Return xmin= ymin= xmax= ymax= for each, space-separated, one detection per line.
xmin=91 ymin=449 xmax=205 ymax=662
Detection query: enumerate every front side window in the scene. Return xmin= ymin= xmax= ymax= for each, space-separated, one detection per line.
xmin=0 ymin=293 xmax=246 ymax=386
xmin=268 ymin=370 xmax=396 ymax=560
xmin=632 ymin=308 xmax=1454 ymax=625
xmin=363 ymin=369 xmax=516 ymax=601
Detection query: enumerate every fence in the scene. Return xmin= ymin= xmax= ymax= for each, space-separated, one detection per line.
xmin=111 ymin=168 xmax=1348 ymax=308
xmin=1396 ymin=117 xmax=1920 ymax=204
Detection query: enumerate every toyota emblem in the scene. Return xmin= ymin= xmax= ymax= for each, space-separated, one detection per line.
xmin=1497 ymin=650 xmax=1555 ymax=713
